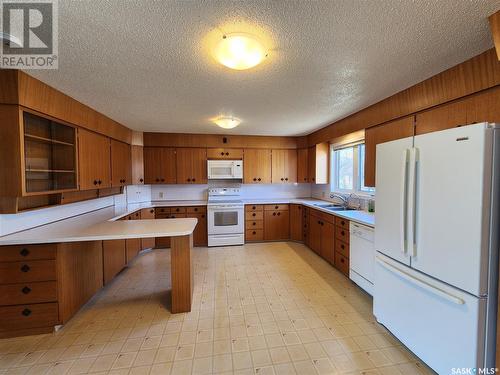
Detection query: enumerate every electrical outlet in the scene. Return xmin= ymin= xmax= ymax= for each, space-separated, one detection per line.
xmin=159 ymin=192 xmax=164 ymax=199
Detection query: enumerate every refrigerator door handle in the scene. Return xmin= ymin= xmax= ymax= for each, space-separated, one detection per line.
xmin=407 ymin=148 xmax=416 ymax=258
xmin=376 ymin=256 xmax=465 ymax=305
xmin=400 ymin=148 xmax=409 ymax=255
xmin=411 ymin=148 xmax=420 ymax=257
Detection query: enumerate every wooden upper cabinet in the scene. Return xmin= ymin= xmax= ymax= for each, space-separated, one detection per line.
xmin=131 ymin=145 xmax=144 ymax=185
xmin=297 ymin=148 xmax=309 ymax=183
xmin=110 ymin=140 xmax=131 ymax=187
xmin=364 ymin=116 xmax=414 ymax=187
xmin=244 ymin=149 xmax=272 ymax=184
xmin=207 ymin=148 xmax=243 ymax=160
xmin=415 ymin=100 xmax=467 ymax=136
xmin=143 ymin=147 xmax=176 ymax=184
xmin=78 ymin=128 xmax=111 ymax=190
xmin=465 ymin=88 xmax=500 ymax=124
xmin=176 ymin=148 xmax=207 ymax=184
xmin=308 ymin=143 xmax=329 ymax=184
xmin=272 ymin=149 xmax=297 ymax=183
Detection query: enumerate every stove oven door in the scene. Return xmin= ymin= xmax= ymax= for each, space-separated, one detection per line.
xmin=208 ymin=205 xmax=244 ymax=235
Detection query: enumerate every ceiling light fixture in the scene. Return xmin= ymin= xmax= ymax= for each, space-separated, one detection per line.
xmin=213 ymin=116 xmax=241 ymax=129
xmin=213 ymin=33 xmax=266 ymax=70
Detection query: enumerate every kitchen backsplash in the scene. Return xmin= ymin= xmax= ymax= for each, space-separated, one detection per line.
xmin=311 ymin=184 xmax=374 ymax=211
xmin=149 ymin=183 xmax=312 ymax=201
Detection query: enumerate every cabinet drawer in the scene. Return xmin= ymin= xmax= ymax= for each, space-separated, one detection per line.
xmin=335 ymin=240 xmax=349 ymax=258
xmin=170 ymin=207 xmax=186 ymax=214
xmin=155 ymin=207 xmax=170 ymax=215
xmin=0 ymin=303 xmax=59 ymax=331
xmin=0 ymin=260 xmax=56 ymax=284
xmin=245 ymin=205 xmax=263 ymax=212
xmin=246 ymin=229 xmax=263 ymax=241
xmin=0 ymin=281 xmax=57 ymax=306
xmin=245 ymin=211 xmax=263 ymax=220
xmin=0 ymin=244 xmax=56 ymax=262
xmin=264 ymin=204 xmax=289 ymax=211
xmin=310 ymin=209 xmax=334 ymax=224
xmin=245 ymin=220 xmax=263 ymax=230
xmin=186 ymin=206 xmax=206 ymax=214
xmin=334 ymin=252 xmax=349 ymax=277
xmin=335 ymin=216 xmax=349 ymax=229
xmin=335 ymin=226 xmax=350 ymax=244
xmin=169 ymin=213 xmax=186 ymax=219
xmin=155 ymin=213 xmax=171 ymax=219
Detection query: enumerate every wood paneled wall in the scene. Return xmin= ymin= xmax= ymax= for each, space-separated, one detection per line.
xmin=144 ymin=132 xmax=306 ymax=149
xmin=0 ymin=71 xmax=132 ymax=144
xmin=308 ymin=49 xmax=500 ymax=145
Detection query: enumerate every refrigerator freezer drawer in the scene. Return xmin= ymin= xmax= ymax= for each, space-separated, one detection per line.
xmin=373 ymin=253 xmax=486 ymax=374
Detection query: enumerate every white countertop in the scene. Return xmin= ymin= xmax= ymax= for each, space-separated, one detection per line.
xmin=0 ymin=197 xmax=374 ymax=246
xmin=0 ymin=206 xmax=198 ymax=246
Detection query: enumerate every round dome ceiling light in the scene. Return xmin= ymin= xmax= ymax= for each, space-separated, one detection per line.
xmin=213 ymin=116 xmax=241 ymax=129
xmin=213 ymin=33 xmax=266 ymax=70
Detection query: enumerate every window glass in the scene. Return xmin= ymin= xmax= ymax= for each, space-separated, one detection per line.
xmin=336 ymin=147 xmax=354 ymax=190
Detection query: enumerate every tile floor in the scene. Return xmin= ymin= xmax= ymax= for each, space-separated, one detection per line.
xmin=0 ymin=242 xmax=435 ymax=375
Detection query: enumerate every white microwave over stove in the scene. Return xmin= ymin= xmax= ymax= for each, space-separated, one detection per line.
xmin=207 ymin=160 xmax=243 ymax=180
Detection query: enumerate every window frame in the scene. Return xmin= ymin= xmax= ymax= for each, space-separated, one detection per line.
xmin=330 ymin=142 xmax=375 ymax=196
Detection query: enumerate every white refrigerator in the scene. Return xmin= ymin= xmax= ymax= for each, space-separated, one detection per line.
xmin=374 ymin=123 xmax=500 ymax=374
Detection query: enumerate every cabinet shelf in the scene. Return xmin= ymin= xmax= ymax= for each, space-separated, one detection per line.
xmin=25 ymin=133 xmax=75 ymax=146
xmin=26 ymin=169 xmax=76 ymax=173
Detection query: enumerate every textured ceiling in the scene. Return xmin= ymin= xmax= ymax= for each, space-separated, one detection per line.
xmin=30 ymin=0 xmax=499 ymax=136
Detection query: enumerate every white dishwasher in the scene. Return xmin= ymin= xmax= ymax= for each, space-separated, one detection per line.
xmin=349 ymin=222 xmax=375 ymax=295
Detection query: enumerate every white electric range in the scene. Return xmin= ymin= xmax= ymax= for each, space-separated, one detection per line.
xmin=207 ymin=187 xmax=244 ymax=246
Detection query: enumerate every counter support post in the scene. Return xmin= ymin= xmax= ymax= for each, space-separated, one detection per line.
xmin=170 ymin=234 xmax=193 ymax=313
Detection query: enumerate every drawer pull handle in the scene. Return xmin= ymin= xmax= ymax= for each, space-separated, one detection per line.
xmin=341 ymin=221 xmax=345 ymax=225
xmin=21 ymin=264 xmax=30 ymax=273
xmin=20 ymin=248 xmax=30 ymax=257
xmin=252 ymin=222 xmax=256 ymax=226
xmin=341 ymin=231 xmax=345 ymax=235
xmin=340 ymin=258 xmax=344 ymax=263
xmin=252 ymin=206 xmax=256 ymax=209
xmin=201 ymin=215 xmax=205 ymax=218
xmin=257 ymin=178 xmax=261 ymax=181
xmin=275 ymin=206 xmax=278 ymax=209
xmin=22 ymin=286 xmax=31 ymax=294
xmin=22 ymin=308 xmax=31 ymax=317
xmin=277 ymin=212 xmax=281 ymax=216
xmin=273 ymin=212 xmax=276 ymax=216
xmin=252 ymin=213 xmax=256 ymax=217
xmin=341 ymin=244 xmax=345 ymax=249
xmin=253 ymin=231 xmax=256 ymax=235
xmin=139 ymin=178 xmax=144 ymax=183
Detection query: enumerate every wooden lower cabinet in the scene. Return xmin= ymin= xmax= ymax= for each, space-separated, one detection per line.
xmin=264 ymin=205 xmax=289 ymax=241
xmin=0 ymin=242 xmax=104 ymax=338
xmin=290 ymin=204 xmax=304 ymax=241
xmin=155 ymin=206 xmax=207 ymax=247
xmin=308 ymin=209 xmax=336 ymax=265
xmin=126 ymin=238 xmax=141 ymax=264
xmin=334 ymin=217 xmax=350 ymax=276
xmin=140 ymin=208 xmax=156 ymax=250
xmin=103 ymin=240 xmax=126 ymax=285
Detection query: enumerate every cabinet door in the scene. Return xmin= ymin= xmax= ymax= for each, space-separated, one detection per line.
xmin=161 ymin=148 xmax=177 ymax=184
xmin=188 ymin=212 xmax=207 ymax=246
xmin=143 ymin=147 xmax=163 ymax=184
xmin=244 ymin=149 xmax=272 ymax=184
xmin=290 ymin=204 xmax=303 ymax=241
xmin=125 ymin=238 xmax=141 ymax=264
xmin=309 ymin=214 xmax=322 ymax=255
xmin=271 ymin=149 xmax=285 ymax=183
xmin=364 ymin=116 xmax=414 ymax=187
xmin=176 ymin=148 xmax=207 ymax=184
xmin=415 ymin=100 xmax=467 ymax=136
xmin=207 ymin=148 xmax=243 ymax=159
xmin=465 ymin=88 xmax=500 ymax=124
xmin=321 ymin=221 xmax=335 ymax=264
xmin=131 ymin=145 xmax=144 ymax=185
xmin=264 ymin=209 xmax=289 ymax=240
xmin=111 ymin=140 xmax=131 ymax=187
xmin=297 ymin=148 xmax=309 ymax=183
xmin=102 ymin=240 xmax=126 ymax=285
xmin=144 ymin=147 xmax=176 ymax=184
xmin=78 ymin=128 xmax=111 ymax=190
xmin=284 ymin=149 xmax=297 ymax=183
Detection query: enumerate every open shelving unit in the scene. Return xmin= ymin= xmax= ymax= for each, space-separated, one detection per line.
xmin=23 ymin=112 xmax=78 ymax=194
